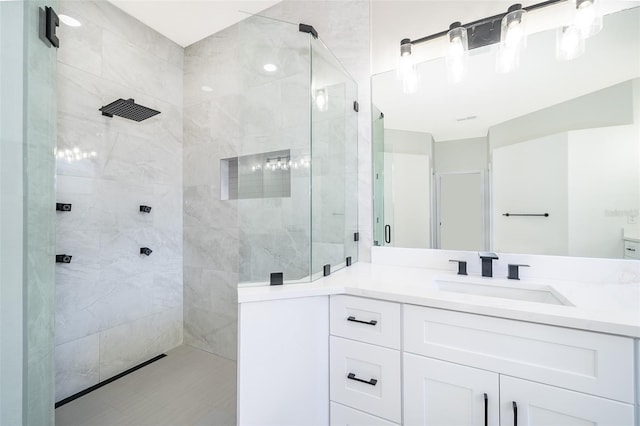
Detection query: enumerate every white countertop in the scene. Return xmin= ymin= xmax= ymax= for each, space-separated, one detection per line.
xmin=238 ymin=262 xmax=640 ymax=338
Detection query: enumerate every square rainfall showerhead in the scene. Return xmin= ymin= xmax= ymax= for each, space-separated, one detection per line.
xmin=99 ymin=98 xmax=160 ymax=122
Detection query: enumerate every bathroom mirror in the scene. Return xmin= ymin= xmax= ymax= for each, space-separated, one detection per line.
xmin=372 ymin=6 xmax=640 ymax=259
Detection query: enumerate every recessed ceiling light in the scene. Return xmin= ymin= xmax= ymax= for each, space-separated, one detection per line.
xmin=59 ymin=14 xmax=82 ymax=27
xmin=201 ymin=86 xmax=213 ymax=92
xmin=263 ymin=63 xmax=278 ymax=72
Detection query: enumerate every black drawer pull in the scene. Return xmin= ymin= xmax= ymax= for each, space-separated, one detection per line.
xmin=484 ymin=393 xmax=488 ymax=426
xmin=347 ymin=373 xmax=377 ymax=386
xmin=347 ymin=316 xmax=377 ymax=326
xmin=626 ymin=247 xmax=636 ymax=251
xmin=512 ymin=401 xmax=518 ymax=426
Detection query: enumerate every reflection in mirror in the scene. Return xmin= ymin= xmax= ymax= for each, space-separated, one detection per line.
xmin=372 ymin=6 xmax=640 ymax=259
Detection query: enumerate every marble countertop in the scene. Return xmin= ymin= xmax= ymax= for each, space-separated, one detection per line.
xmin=238 ymin=262 xmax=640 ymax=338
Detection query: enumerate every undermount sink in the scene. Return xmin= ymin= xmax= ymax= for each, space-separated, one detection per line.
xmin=434 ymin=279 xmax=573 ymax=306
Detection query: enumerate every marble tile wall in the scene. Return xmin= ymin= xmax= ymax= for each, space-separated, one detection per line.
xmin=54 ymin=0 xmax=183 ymax=402
xmin=183 ymin=2 xmax=370 ymax=358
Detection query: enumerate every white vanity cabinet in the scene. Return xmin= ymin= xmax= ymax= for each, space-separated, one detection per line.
xmin=329 ymin=295 xmax=402 ymax=425
xmin=403 ymin=354 xmax=499 ymax=426
xmin=403 ymin=354 xmax=634 ymax=426
xmin=403 ymin=304 xmax=635 ymax=426
xmin=239 ymin=291 xmax=637 ymax=426
xmin=500 ymin=376 xmax=634 ymax=426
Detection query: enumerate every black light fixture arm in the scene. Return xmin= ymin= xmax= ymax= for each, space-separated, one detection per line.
xmin=401 ymin=0 xmax=566 ymax=48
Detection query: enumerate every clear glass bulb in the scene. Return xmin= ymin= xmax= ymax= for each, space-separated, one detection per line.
xmin=574 ymin=0 xmax=603 ymax=39
xmin=556 ymin=25 xmax=585 ymax=61
xmin=446 ymin=26 xmax=468 ymax=84
xmin=497 ymin=8 xmax=527 ymax=74
xmin=398 ymin=53 xmax=418 ymax=94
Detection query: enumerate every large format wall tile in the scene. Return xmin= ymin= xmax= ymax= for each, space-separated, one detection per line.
xmin=54 ymin=334 xmax=99 ymax=402
xmin=99 ymin=307 xmax=182 ymax=380
xmin=55 ymin=0 xmax=183 ymax=402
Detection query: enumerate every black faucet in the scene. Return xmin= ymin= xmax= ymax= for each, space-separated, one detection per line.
xmin=478 ymin=252 xmax=499 ymax=277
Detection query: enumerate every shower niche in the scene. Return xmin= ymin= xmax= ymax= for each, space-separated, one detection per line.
xmin=221 ymin=149 xmax=292 ymax=200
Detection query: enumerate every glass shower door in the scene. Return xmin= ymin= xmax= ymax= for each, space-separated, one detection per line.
xmin=372 ymin=105 xmax=385 ymax=246
xmin=1 ymin=1 xmax=57 ymax=424
xmin=310 ymin=37 xmax=358 ymax=278
xmin=236 ymin=14 xmax=312 ymax=285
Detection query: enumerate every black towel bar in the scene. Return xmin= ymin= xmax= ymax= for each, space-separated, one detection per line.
xmin=502 ymin=213 xmax=549 ymax=217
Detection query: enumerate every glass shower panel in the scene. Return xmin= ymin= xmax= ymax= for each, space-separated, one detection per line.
xmin=310 ymin=38 xmax=358 ymax=278
xmin=1 ymin=1 xmax=57 ymax=423
xmin=372 ymin=105 xmax=385 ymax=246
xmin=236 ymin=15 xmax=312 ymax=285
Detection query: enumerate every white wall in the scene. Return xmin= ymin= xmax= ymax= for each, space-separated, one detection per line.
xmin=568 ymin=125 xmax=640 ymax=258
xmin=488 ymin=80 xmax=635 ymax=150
xmin=492 ymin=133 xmax=569 ymax=255
xmin=434 ymin=137 xmax=487 ymax=173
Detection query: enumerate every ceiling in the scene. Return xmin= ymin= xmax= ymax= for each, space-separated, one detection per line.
xmin=106 ymin=0 xmax=281 ymax=47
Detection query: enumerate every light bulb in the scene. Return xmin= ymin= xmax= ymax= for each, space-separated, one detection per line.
xmin=497 ymin=6 xmax=527 ymax=74
xmin=397 ymin=39 xmax=418 ymax=94
xmin=505 ymin=22 xmax=524 ymax=47
xmin=446 ymin=23 xmax=468 ymax=84
xmin=556 ymin=25 xmax=585 ymax=61
xmin=574 ymin=0 xmax=602 ymax=39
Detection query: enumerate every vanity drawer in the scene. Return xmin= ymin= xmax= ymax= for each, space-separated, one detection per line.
xmin=403 ymin=305 xmax=634 ymax=403
xmin=330 ymin=336 xmax=401 ymax=423
xmin=330 ymin=295 xmax=401 ymax=349
xmin=330 ymin=402 xmax=399 ymax=426
xmin=623 ymin=239 xmax=640 ymax=259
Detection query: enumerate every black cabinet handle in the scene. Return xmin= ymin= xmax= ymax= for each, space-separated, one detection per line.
xmin=512 ymin=401 xmax=518 ymax=426
xmin=347 ymin=373 xmax=377 ymax=386
xmin=484 ymin=393 xmax=488 ymax=426
xmin=384 ymin=225 xmax=391 ymax=244
xmin=347 ymin=316 xmax=377 ymax=326
xmin=626 ymin=247 xmax=636 ymax=252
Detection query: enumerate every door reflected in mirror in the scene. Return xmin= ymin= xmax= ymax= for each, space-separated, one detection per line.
xmin=372 ymin=6 xmax=640 ymax=259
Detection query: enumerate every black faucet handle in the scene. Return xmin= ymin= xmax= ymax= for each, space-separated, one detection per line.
xmin=507 ymin=264 xmax=530 ymax=280
xmin=449 ymin=259 xmax=468 ymax=275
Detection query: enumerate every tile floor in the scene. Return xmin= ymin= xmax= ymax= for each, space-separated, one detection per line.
xmin=55 ymin=345 xmax=236 ymax=426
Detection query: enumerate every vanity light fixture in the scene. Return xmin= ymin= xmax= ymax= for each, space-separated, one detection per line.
xmin=396 ymin=0 xmax=601 ymax=85
xmin=446 ymin=22 xmax=468 ymax=84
